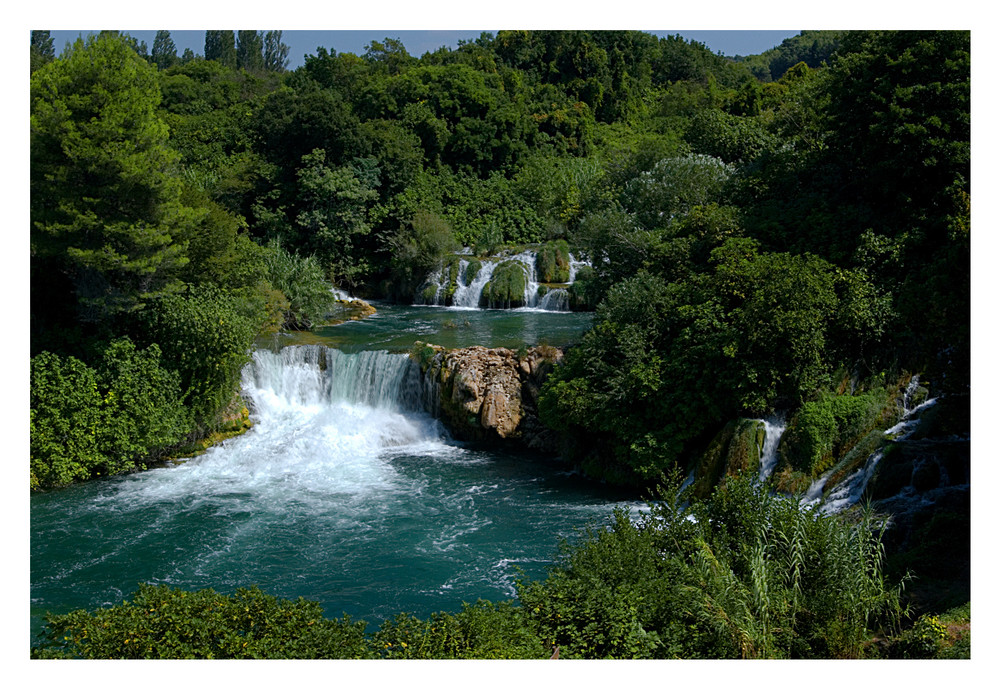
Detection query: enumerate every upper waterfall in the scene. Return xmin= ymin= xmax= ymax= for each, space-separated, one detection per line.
xmin=415 ymin=246 xmax=590 ymax=311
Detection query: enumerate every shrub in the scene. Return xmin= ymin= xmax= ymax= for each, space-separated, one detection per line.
xmin=135 ymin=285 xmax=263 ymax=431
xmin=30 ymin=352 xmax=104 ymax=489
xmin=373 ymin=601 xmax=546 ymax=659
xmin=260 ymin=240 xmax=335 ymax=329
xmin=95 ymin=338 xmax=189 ymax=472
xmin=519 ymin=475 xmax=906 ymax=659
xmin=32 ymin=584 xmax=370 ymax=659
xmin=30 ymin=339 xmax=189 ymax=489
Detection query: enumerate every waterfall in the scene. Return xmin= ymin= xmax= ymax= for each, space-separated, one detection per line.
xmin=452 ymin=260 xmax=497 ymax=309
xmin=800 ymin=377 xmax=939 ymax=514
xmin=416 ymin=248 xmax=591 ymax=311
xmin=538 ymin=289 xmax=570 ymax=311
xmin=815 ymin=451 xmax=884 ymax=515
xmin=568 ymin=253 xmax=589 ymax=283
xmin=757 ymin=419 xmax=786 ymax=483
xmin=507 ymin=251 xmax=541 ymax=308
xmin=417 ymin=266 xmax=447 ymax=306
xmin=245 ymin=345 xmax=428 ymax=413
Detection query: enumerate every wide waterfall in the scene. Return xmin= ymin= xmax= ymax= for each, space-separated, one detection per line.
xmin=31 ymin=341 xmax=639 ymax=640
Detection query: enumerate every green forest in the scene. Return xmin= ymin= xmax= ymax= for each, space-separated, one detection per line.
xmin=29 ymin=29 xmax=970 ymax=659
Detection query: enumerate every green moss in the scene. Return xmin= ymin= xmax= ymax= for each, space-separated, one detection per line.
xmin=465 ymin=257 xmax=482 ymax=284
xmin=480 ymin=260 xmax=528 ymax=308
xmin=780 ymin=388 xmax=893 ymax=478
xmin=780 ymin=402 xmax=836 ymax=476
xmin=536 ymin=240 xmax=571 ymax=283
xmin=568 ymin=265 xmax=598 ymax=311
xmin=690 ymin=420 xmax=737 ymax=500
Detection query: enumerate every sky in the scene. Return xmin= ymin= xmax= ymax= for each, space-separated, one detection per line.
xmin=44 ymin=29 xmax=804 ymax=68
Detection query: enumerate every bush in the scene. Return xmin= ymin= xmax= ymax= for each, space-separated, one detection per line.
xmin=373 ymin=601 xmax=546 ymax=659
xmin=519 ymin=475 xmax=906 ymax=658
xmin=95 ymin=339 xmax=189 ymax=472
xmin=260 ymin=240 xmax=335 ymax=329
xmin=32 ymin=584 xmax=370 ymax=659
xmin=30 ymin=339 xmax=189 ymax=489
xmin=135 ymin=285 xmax=263 ymax=431
xmin=30 ymin=352 xmax=104 ymax=489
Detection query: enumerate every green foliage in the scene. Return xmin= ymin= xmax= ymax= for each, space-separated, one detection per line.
xmin=373 ymin=601 xmax=546 ymax=659
xmin=259 ymin=241 xmax=336 ymax=329
xmin=33 ymin=584 xmax=369 ymax=659
xmin=95 ymin=339 xmax=189 ymax=471
xmin=134 ymin=285 xmax=263 ymax=431
xmin=30 ymin=352 xmax=104 ymax=489
xmin=536 ymin=240 xmax=572 ymax=283
xmin=541 ymin=241 xmax=846 ymax=485
xmin=31 ymin=33 xmax=201 ymax=324
xmin=290 ymin=148 xmax=379 ymax=284
xmin=519 ymin=475 xmax=905 ymax=658
xmin=30 ymin=30 xmax=55 ymax=73
xmin=780 ymin=388 xmax=892 ymax=476
xmin=30 ymin=339 xmax=188 ymax=490
xmin=622 ymin=153 xmax=733 ymax=230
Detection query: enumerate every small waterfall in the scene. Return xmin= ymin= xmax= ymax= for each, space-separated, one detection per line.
xmin=417 ymin=266 xmax=447 ymax=306
xmin=507 ymin=251 xmax=541 ymax=308
xmin=452 ymin=260 xmax=497 ymax=309
xmin=416 ymin=248 xmax=590 ymax=311
xmin=799 ymin=471 xmax=831 ymax=509
xmin=538 ymin=289 xmax=570 ymax=311
xmin=815 ymin=451 xmax=884 ymax=515
xmin=757 ymin=419 xmax=786 ymax=483
xmin=567 ymin=253 xmax=589 ymax=283
xmin=800 ymin=377 xmax=940 ymax=514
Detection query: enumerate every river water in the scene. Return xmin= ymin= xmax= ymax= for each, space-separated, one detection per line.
xmin=30 ymin=304 xmax=643 ymax=642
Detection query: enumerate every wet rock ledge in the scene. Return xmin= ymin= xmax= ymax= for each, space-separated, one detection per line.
xmin=411 ymin=342 xmax=563 ymax=451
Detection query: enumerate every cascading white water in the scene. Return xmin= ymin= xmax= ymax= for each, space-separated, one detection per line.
xmin=452 ymin=260 xmax=497 ymax=309
xmin=568 ymin=253 xmax=589 ymax=283
xmin=801 ymin=377 xmax=939 ymax=514
xmin=417 ymin=249 xmax=592 ymax=312
xmin=417 ymin=266 xmax=447 ymax=306
xmin=757 ymin=419 xmax=786 ymax=483
xmin=538 ymin=289 xmax=570 ymax=311
xmin=507 ymin=251 xmax=541 ymax=308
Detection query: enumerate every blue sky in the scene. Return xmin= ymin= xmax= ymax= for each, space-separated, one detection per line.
xmin=45 ymin=29 xmax=803 ymax=68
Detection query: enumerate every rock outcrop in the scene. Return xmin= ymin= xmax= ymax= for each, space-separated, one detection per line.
xmin=411 ymin=342 xmax=563 ymax=449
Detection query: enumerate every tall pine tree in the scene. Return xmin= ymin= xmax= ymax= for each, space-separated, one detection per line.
xmin=31 ymin=34 xmax=201 ymax=331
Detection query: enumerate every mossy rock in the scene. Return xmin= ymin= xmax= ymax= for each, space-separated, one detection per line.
xmin=690 ymin=420 xmax=737 ymax=500
xmin=480 ymin=260 xmax=528 ymax=308
xmin=780 ymin=402 xmax=836 ymax=476
xmin=727 ymin=419 xmax=767 ymax=475
xmin=420 ymin=283 xmax=440 ymax=303
xmin=464 ymin=258 xmax=482 ymax=284
xmin=536 ymin=240 xmax=571 ymax=283
xmin=568 ymin=266 xmax=599 ymax=311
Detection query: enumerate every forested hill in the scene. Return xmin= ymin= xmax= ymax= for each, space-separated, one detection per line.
xmin=29 ymin=29 xmax=969 ymax=491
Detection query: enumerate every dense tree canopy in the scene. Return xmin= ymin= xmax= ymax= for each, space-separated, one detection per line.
xmin=29 ymin=27 xmax=969 ymax=493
